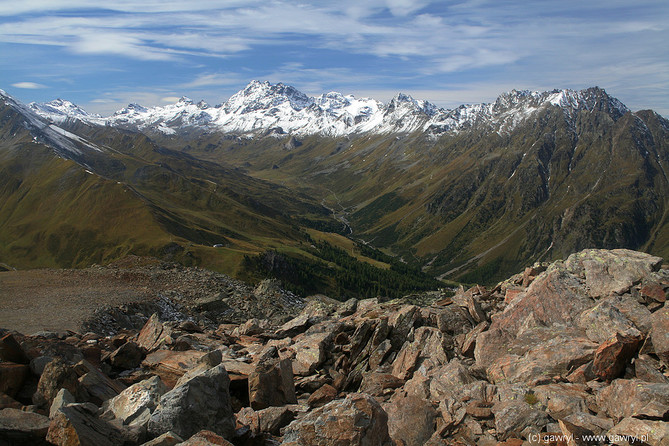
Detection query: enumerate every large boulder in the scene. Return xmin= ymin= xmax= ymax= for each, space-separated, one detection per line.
xmin=607 ymin=417 xmax=669 ymax=446
xmin=487 ymin=333 xmax=597 ymax=386
xmin=102 ymin=376 xmax=167 ymax=427
xmin=147 ymin=364 xmax=235 ymax=440
xmin=592 ymin=332 xmax=643 ymax=381
xmin=33 ymin=358 xmax=82 ymax=408
xmin=564 ymin=249 xmax=663 ymax=298
xmin=107 ymin=341 xmax=144 ymax=370
xmin=141 ymin=350 xmax=207 ymax=388
xmin=137 ymin=314 xmax=169 ymax=352
xmin=0 ymin=407 xmax=50 ymax=445
xmin=596 ymin=379 xmax=669 ymax=420
xmin=384 ymin=395 xmax=437 ymax=446
xmin=282 ymin=393 xmax=392 ymax=446
xmin=391 ymin=327 xmax=448 ymax=380
xmin=248 ymin=349 xmax=297 ymax=410
xmin=650 ymin=302 xmax=669 ymax=366
xmin=74 ymin=360 xmax=126 ymax=406
xmin=177 ymin=430 xmax=234 ymax=446
xmin=475 ymin=263 xmax=593 ymax=368
xmin=47 ymin=403 xmax=126 ymax=446
xmin=291 ymin=331 xmax=332 ymax=376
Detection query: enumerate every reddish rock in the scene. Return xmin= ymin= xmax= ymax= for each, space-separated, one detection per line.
xmin=141 ymin=349 xmax=207 ymax=388
xmin=607 ymin=417 xmax=669 ymax=446
xmin=592 ymin=333 xmax=643 ymax=381
xmin=282 ymin=393 xmax=392 ymax=446
xmin=392 ymin=327 xmax=448 ymax=380
xmin=385 ymin=395 xmax=437 ymax=446
xmin=596 ymin=379 xmax=669 ymax=420
xmin=0 ymin=362 xmax=28 ymax=398
xmin=248 ymin=353 xmax=297 ymax=410
xmin=0 ymin=333 xmax=29 ymax=364
xmin=640 ymin=282 xmax=667 ymax=303
xmin=465 ymin=400 xmax=493 ymax=419
xmin=504 ymin=288 xmax=523 ymax=304
xmin=47 ymin=403 xmax=126 ymax=446
xmin=137 ymin=314 xmax=168 ymax=352
xmin=236 ymin=406 xmax=295 ymax=436
xmin=33 ymin=358 xmax=82 ymax=408
xmin=359 ymin=373 xmax=404 ymax=397
xmin=566 ymin=362 xmax=595 ymax=384
xmin=307 ymin=384 xmax=337 ymax=408
xmin=460 ymin=321 xmax=489 ymax=358
xmin=634 ymin=354 xmax=668 ymax=383
xmin=178 ymin=430 xmax=234 ymax=446
xmin=650 ymin=303 xmax=669 ymax=366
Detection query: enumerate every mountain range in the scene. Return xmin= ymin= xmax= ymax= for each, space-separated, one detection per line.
xmin=2 ymin=81 xmax=669 ymax=291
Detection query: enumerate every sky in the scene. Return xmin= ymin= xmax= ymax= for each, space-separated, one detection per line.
xmin=1 ymin=1 xmax=668 ymax=116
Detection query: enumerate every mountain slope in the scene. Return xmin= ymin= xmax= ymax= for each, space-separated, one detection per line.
xmin=12 ymin=83 xmax=669 ymax=284
xmin=0 ymin=90 xmax=332 ymax=273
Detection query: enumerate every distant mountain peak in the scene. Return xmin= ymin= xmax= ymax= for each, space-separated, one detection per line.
xmin=23 ymin=81 xmax=634 ymax=137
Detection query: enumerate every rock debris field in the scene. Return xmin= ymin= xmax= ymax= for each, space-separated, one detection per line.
xmin=0 ymin=248 xmax=668 ymax=445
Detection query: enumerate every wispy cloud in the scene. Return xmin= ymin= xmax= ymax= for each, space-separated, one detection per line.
xmin=11 ymin=82 xmax=47 ymax=89
xmin=1 ymin=1 xmax=667 ymax=115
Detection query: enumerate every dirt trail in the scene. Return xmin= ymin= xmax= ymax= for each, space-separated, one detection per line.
xmin=0 ymin=268 xmax=156 ymax=334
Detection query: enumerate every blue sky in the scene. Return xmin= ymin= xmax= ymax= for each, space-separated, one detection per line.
xmin=1 ymin=1 xmax=668 ymax=116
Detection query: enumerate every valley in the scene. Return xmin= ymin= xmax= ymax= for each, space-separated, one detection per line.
xmin=2 ymin=82 xmax=669 ymax=295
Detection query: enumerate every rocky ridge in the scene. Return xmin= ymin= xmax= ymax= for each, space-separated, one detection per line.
xmin=1 ymin=248 xmax=669 ymax=445
xmin=25 ymin=81 xmax=629 ymax=137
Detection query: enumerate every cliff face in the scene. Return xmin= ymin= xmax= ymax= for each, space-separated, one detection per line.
xmin=1 ymin=248 xmax=668 ymax=445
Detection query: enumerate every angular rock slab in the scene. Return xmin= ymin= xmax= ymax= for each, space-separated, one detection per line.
xmin=47 ymin=403 xmax=126 ymax=446
xmin=650 ymin=302 xmax=669 ymax=366
xmin=0 ymin=407 xmax=50 ymax=445
xmin=282 ymin=393 xmax=392 ymax=446
xmin=596 ymin=379 xmax=669 ymax=420
xmin=248 ymin=356 xmax=296 ymax=410
xmin=384 ymin=395 xmax=437 ymax=446
xmin=103 ymin=375 xmax=167 ymax=426
xmin=607 ymin=417 xmax=669 ymax=446
xmin=147 ymin=364 xmax=235 ymax=440
xmin=565 ymin=249 xmax=663 ymax=298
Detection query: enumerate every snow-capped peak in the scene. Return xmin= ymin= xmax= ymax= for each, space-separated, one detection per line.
xmin=24 ymin=81 xmax=631 ymax=137
xmin=28 ymin=98 xmax=102 ymax=124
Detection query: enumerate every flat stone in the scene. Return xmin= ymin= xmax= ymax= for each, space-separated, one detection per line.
xmin=141 ymin=350 xmax=207 ymax=388
xmin=596 ymin=379 xmax=669 ymax=420
xmin=564 ymin=249 xmax=663 ymax=298
xmin=307 ymin=384 xmax=338 ymax=408
xmin=0 ymin=407 xmax=50 ymax=445
xmin=137 ymin=313 xmax=168 ymax=352
xmin=282 ymin=393 xmax=392 ymax=446
xmin=50 ymin=388 xmax=75 ymax=418
xmin=607 ymin=417 xmax=669 ymax=446
xmin=235 ymin=406 xmax=295 ymax=436
xmin=140 ymin=431 xmax=183 ymax=446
